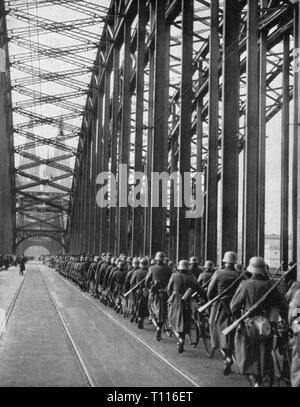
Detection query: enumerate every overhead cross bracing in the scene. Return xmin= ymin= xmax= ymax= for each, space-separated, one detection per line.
xmin=64 ymin=0 xmax=299 ymax=272
xmin=3 ymin=0 xmax=110 ymax=250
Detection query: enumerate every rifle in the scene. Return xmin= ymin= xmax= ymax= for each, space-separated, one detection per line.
xmin=123 ymin=278 xmax=146 ymax=298
xmin=191 ymin=274 xmax=214 ymax=299
xmin=197 ymin=271 xmax=247 ymax=314
xmin=222 ymin=263 xmax=297 ymax=337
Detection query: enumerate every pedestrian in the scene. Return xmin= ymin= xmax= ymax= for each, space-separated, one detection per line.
xmin=18 ymin=254 xmax=27 ymax=275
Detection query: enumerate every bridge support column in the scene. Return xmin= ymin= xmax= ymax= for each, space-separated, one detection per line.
xmin=0 ymin=2 xmax=15 ymax=254
xmin=117 ymin=21 xmax=131 ymax=255
xmin=280 ymin=33 xmax=290 ymax=270
xmin=131 ymin=0 xmax=146 ymax=258
xmin=220 ymin=0 xmax=241 ymax=261
xmin=149 ymin=0 xmax=169 ymax=257
xmin=176 ymin=0 xmax=193 ymax=262
xmin=95 ymin=90 xmax=104 ymax=255
xmin=296 ymin=2 xmax=300 ymax=280
xmin=109 ymin=46 xmax=120 ymax=255
xmin=205 ymin=0 xmax=220 ymax=264
xmin=243 ymin=0 xmax=259 ymax=265
xmin=257 ymin=0 xmax=268 ymax=258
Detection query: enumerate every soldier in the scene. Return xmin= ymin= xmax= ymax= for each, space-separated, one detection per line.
xmin=189 ymin=256 xmax=201 ymax=279
xmin=198 ymin=260 xmax=215 ymax=287
xmin=110 ymin=261 xmax=127 ymax=312
xmin=103 ymin=256 xmax=118 ymax=291
xmin=286 ymin=281 xmax=300 ymax=387
xmin=230 ymin=257 xmax=288 ymax=387
xmin=207 ymin=251 xmax=243 ymax=375
xmin=125 ymin=257 xmax=140 ymax=322
xmin=94 ymin=253 xmax=112 ymax=298
xmin=130 ymin=258 xmax=149 ymax=329
xmin=126 ymin=257 xmax=133 ymax=272
xmin=145 ymin=251 xmax=171 ymax=341
xmin=167 ymin=260 xmax=200 ymax=353
xmin=87 ymin=256 xmax=99 ymax=294
xmin=168 ymin=261 xmax=177 ymax=274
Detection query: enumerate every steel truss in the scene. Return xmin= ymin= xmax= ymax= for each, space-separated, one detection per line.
xmin=3 ymin=0 xmax=107 ymax=251
xmin=66 ymin=0 xmax=299 ymax=268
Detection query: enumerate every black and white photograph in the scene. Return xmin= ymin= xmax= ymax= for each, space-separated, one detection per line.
xmin=0 ymin=0 xmax=300 ymax=392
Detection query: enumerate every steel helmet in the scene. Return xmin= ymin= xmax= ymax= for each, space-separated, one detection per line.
xmin=155 ymin=251 xmax=165 ymax=261
xmin=189 ymin=256 xmax=198 ymax=265
xmin=140 ymin=258 xmax=148 ymax=266
xmin=204 ymin=260 xmax=214 ymax=269
xmin=222 ymin=251 xmax=238 ymax=264
xmin=94 ymin=256 xmax=100 ymax=262
xmin=178 ymin=260 xmax=189 ymax=271
xmin=111 ymin=256 xmax=117 ymax=264
xmin=127 ymin=257 xmax=133 ymax=263
xmin=133 ymin=257 xmax=140 ymax=265
xmin=120 ymin=255 xmax=127 ymax=262
xmin=247 ymin=257 xmax=266 ymax=274
xmin=150 ymin=259 xmax=156 ymax=265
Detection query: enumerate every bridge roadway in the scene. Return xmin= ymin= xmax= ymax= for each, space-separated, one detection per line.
xmin=0 ymin=262 xmax=247 ymax=387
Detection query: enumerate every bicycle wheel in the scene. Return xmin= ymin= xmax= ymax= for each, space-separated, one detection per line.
xmin=200 ymin=314 xmax=214 ymax=358
xmin=272 ymin=346 xmax=291 ymax=387
xmin=188 ymin=317 xmax=200 ymax=347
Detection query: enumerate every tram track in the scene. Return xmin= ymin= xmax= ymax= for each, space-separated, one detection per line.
xmin=43 ymin=266 xmax=199 ymax=387
xmin=0 ymin=269 xmax=26 ymax=343
xmin=36 ymin=264 xmax=96 ymax=387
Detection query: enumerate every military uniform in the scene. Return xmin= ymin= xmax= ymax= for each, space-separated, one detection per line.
xmin=207 ymin=265 xmax=242 ymax=350
xmin=287 ymin=282 xmax=300 ymax=387
xmin=230 ymin=273 xmax=287 ymax=384
xmin=130 ymin=267 xmax=149 ymax=324
xmin=167 ymin=270 xmax=199 ymax=335
xmin=145 ymin=262 xmax=171 ymax=333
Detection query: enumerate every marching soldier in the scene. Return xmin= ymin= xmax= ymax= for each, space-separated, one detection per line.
xmin=286 ymin=281 xmax=300 ymax=387
xmin=87 ymin=256 xmax=99 ymax=294
xmin=167 ymin=260 xmax=199 ymax=353
xmin=198 ymin=260 xmax=214 ymax=287
xmin=130 ymin=258 xmax=149 ymax=329
xmin=95 ymin=253 xmax=112 ymax=298
xmin=230 ymin=257 xmax=288 ymax=387
xmin=110 ymin=261 xmax=127 ymax=312
xmin=125 ymin=258 xmax=140 ymax=322
xmin=145 ymin=252 xmax=172 ymax=341
xmin=189 ymin=256 xmax=201 ymax=279
xmin=207 ymin=251 xmax=243 ymax=375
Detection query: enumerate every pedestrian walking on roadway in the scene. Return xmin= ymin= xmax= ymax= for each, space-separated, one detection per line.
xmin=18 ymin=254 xmax=27 ymax=275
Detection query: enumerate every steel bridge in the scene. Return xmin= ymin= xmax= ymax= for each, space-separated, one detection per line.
xmin=0 ymin=0 xmax=299 ymax=275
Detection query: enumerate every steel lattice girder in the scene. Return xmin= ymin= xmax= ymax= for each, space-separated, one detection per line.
xmin=65 ymin=0 xmax=297 ymax=255
xmin=4 ymin=0 xmax=108 ymax=247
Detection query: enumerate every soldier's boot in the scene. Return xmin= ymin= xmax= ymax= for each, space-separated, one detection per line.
xmin=130 ymin=314 xmax=135 ymax=323
xmin=156 ymin=323 xmax=162 ymax=341
xmin=177 ymin=337 xmax=184 ymax=354
xmin=138 ymin=318 xmax=144 ymax=329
